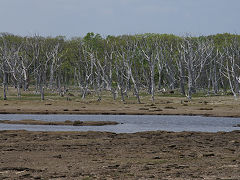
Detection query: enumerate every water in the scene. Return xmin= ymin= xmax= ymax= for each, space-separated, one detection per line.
xmin=0 ymin=114 xmax=240 ymax=133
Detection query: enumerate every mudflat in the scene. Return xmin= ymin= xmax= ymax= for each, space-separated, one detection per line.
xmin=1 ymin=96 xmax=240 ymax=179
xmin=0 ymin=130 xmax=239 ymax=179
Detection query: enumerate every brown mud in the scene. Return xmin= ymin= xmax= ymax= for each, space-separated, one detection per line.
xmin=0 ymin=119 xmax=118 ymax=126
xmin=0 ymin=130 xmax=240 ymax=179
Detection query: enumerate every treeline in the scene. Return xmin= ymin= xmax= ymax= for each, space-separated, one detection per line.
xmin=0 ymin=32 xmax=240 ymax=102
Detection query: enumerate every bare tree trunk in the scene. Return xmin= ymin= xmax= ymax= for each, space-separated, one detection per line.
xmin=226 ymin=61 xmax=237 ymax=99
xmin=17 ymin=83 xmax=21 ymax=98
xmin=40 ymin=84 xmax=44 ymax=100
xmin=187 ymin=58 xmax=194 ymax=99
xmin=179 ymin=63 xmax=185 ymax=95
xmin=82 ymin=86 xmax=88 ymax=99
xmin=3 ymin=72 xmax=7 ymax=100
xmin=130 ymin=71 xmax=141 ymax=103
xmin=207 ymin=68 xmax=212 ymax=95
xmin=115 ymin=62 xmax=125 ymax=102
xmin=150 ymin=64 xmax=155 ymax=103
xmin=49 ymin=64 xmax=54 ymax=90
xmin=212 ymin=59 xmax=218 ymax=94
xmin=158 ymin=70 xmax=162 ymax=90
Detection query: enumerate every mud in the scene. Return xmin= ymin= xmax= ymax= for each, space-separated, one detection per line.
xmin=0 ymin=130 xmax=240 ymax=179
xmin=0 ymin=119 xmax=119 ymax=126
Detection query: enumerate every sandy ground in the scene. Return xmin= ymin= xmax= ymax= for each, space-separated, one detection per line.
xmin=0 ymin=130 xmax=240 ymax=179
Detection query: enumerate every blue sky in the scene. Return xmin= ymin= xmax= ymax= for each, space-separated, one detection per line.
xmin=0 ymin=0 xmax=239 ymax=37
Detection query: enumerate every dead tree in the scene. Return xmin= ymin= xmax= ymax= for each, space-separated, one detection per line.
xmin=0 ymin=35 xmax=26 ymax=98
xmin=115 ymin=57 xmax=127 ymax=102
xmin=162 ymin=43 xmax=177 ymax=91
xmin=140 ymin=37 xmax=158 ymax=103
xmin=5 ymin=44 xmax=23 ymax=97
xmin=176 ymin=45 xmax=186 ymax=95
xmin=29 ymin=36 xmax=51 ymax=100
xmin=74 ymin=42 xmax=93 ymax=99
xmin=20 ymin=39 xmax=35 ymax=91
xmin=222 ymin=37 xmax=240 ymax=99
xmin=28 ymin=35 xmax=43 ymax=95
xmin=47 ymin=41 xmax=65 ymax=91
xmin=117 ymin=37 xmax=141 ymax=103
xmin=179 ymin=37 xmax=214 ymax=99
xmin=118 ymin=38 xmax=141 ymax=103
xmin=0 ymin=35 xmax=9 ymax=100
xmin=93 ymin=41 xmax=117 ymax=100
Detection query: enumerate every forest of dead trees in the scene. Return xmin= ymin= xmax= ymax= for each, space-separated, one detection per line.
xmin=0 ymin=32 xmax=240 ymax=103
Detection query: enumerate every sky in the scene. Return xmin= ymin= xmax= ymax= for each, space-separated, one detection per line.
xmin=0 ymin=0 xmax=239 ymax=38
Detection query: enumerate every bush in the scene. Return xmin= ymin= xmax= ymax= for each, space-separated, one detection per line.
xmin=73 ymin=120 xmax=83 ymax=126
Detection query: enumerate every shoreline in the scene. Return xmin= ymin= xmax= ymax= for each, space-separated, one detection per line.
xmin=0 ymin=119 xmax=119 ymax=126
xmin=1 ymin=110 xmax=240 ymax=118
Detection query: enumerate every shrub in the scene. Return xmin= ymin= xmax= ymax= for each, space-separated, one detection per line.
xmin=73 ymin=120 xmax=83 ymax=126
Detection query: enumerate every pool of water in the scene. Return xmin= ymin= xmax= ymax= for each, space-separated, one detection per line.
xmin=0 ymin=114 xmax=240 ymax=133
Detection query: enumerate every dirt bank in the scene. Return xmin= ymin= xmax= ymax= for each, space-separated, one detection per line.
xmin=1 ymin=96 xmax=240 ymax=117
xmin=0 ymin=119 xmax=118 ymax=126
xmin=0 ymin=130 xmax=240 ymax=179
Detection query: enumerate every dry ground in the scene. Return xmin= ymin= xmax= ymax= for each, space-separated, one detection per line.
xmin=1 ymin=95 xmax=240 ymax=118
xmin=1 ymin=86 xmax=240 ymax=117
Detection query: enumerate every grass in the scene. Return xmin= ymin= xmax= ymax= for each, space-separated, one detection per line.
xmin=82 ymin=177 xmax=93 ymax=180
xmin=73 ymin=120 xmax=83 ymax=126
xmin=0 ymin=86 xmax=234 ymax=102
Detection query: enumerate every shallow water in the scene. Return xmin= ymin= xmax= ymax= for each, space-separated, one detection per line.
xmin=0 ymin=114 xmax=240 ymax=133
